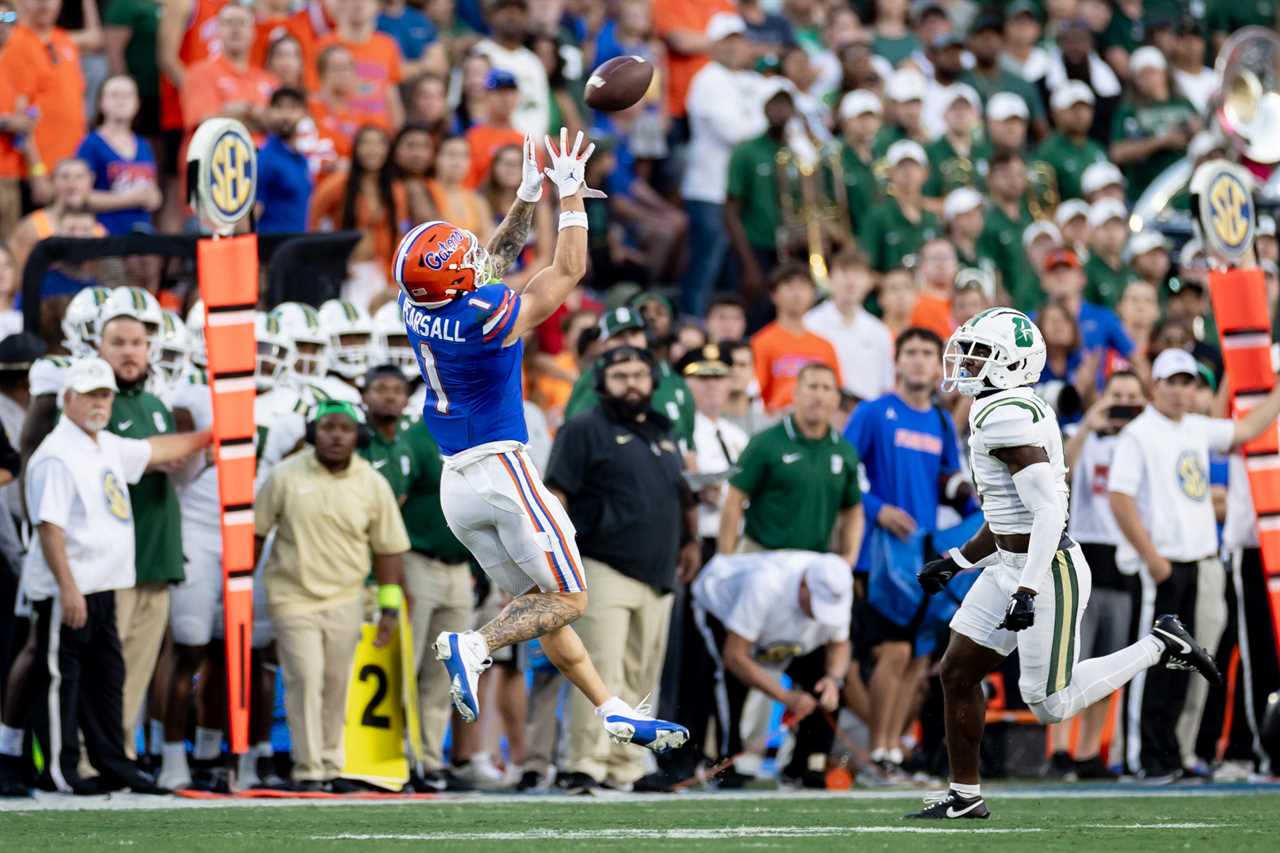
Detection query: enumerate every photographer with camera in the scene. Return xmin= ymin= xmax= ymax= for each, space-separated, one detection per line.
xmin=1044 ymin=369 xmax=1145 ymax=780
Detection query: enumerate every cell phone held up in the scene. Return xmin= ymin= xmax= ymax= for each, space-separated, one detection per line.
xmin=1107 ymin=404 xmax=1143 ymax=422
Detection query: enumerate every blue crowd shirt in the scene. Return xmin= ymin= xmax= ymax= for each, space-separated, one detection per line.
xmin=256 ymin=135 xmax=313 ymax=234
xmin=75 ymin=131 xmax=157 ymax=235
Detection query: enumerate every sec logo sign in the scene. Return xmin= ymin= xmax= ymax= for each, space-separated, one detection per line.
xmin=187 ymin=118 xmax=258 ymax=234
xmin=1194 ymin=161 xmax=1255 ymax=264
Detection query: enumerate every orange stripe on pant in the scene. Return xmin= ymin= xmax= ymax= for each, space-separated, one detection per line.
xmin=513 ymin=451 xmax=585 ymax=591
xmin=497 ymin=453 xmax=568 ymax=592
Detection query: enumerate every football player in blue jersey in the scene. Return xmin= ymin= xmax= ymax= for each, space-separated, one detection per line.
xmin=391 ymin=129 xmax=689 ymax=755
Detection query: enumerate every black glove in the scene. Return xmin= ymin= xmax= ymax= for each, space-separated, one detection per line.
xmin=998 ymin=589 xmax=1036 ymax=631
xmin=917 ymin=554 xmax=959 ymax=595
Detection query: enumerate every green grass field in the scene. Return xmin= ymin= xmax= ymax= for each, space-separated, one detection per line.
xmin=3 ymin=788 xmax=1279 ymax=852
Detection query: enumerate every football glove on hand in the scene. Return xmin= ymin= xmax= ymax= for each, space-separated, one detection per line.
xmin=998 ymin=589 xmax=1036 ymax=632
xmin=516 ymin=134 xmax=544 ymax=203
xmin=543 ymin=128 xmax=606 ymax=199
xmin=917 ymin=554 xmax=959 ymax=595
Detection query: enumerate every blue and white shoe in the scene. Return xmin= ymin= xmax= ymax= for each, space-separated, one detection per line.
xmin=598 ymin=697 xmax=689 ymax=753
xmin=434 ymin=631 xmax=492 ymax=722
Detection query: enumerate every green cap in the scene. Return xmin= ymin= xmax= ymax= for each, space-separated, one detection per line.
xmin=311 ymin=399 xmax=366 ymax=426
xmin=599 ymin=306 xmax=645 ymax=341
xmin=1007 ymin=0 xmax=1041 ymax=20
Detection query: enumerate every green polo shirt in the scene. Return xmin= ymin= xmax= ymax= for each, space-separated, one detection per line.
xmin=1110 ymin=97 xmax=1198 ymax=201
xmin=360 ymin=424 xmax=415 ymax=501
xmin=976 ymin=202 xmax=1038 ymax=311
xmin=859 ymin=198 xmax=942 ymax=272
xmin=399 ymin=417 xmax=470 ymax=563
xmin=109 ymin=384 xmax=182 ymax=585
xmin=730 ymin=415 xmax=860 ymax=552
xmin=836 ymin=142 xmax=880 ymax=235
xmin=726 ymin=134 xmax=785 ymax=250
xmin=1206 ymin=0 xmax=1275 ymax=36
xmin=923 ymin=134 xmax=991 ymax=199
xmin=871 ymin=125 xmax=908 ymax=160
xmin=961 ymin=68 xmax=1047 ymax=124
xmin=1033 ymin=133 xmax=1107 ymax=202
xmin=564 ymin=361 xmax=696 ymax=447
xmin=871 ymin=32 xmax=920 ymax=67
xmin=1084 ymin=254 xmax=1132 ymax=308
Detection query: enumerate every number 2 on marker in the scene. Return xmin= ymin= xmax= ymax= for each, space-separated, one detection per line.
xmin=418 ymin=342 xmax=449 ymax=414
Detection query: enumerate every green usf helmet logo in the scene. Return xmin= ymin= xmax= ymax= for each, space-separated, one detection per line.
xmin=1011 ymin=316 xmax=1034 ymax=348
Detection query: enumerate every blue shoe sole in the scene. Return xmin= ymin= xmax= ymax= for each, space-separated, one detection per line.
xmin=436 ymin=633 xmax=479 ymax=722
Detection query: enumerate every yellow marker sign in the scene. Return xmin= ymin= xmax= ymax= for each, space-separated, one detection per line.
xmin=342 ymin=623 xmax=409 ymax=790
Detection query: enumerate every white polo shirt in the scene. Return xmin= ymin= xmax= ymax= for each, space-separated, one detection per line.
xmin=802 ymin=301 xmax=894 ymax=401
xmin=692 ymin=412 xmax=749 ymax=539
xmin=1067 ymin=429 xmax=1123 ymax=547
xmin=1108 ymin=406 xmax=1233 ymax=567
xmin=693 ymin=551 xmax=848 ymax=663
xmin=21 ymin=417 xmax=152 ymax=600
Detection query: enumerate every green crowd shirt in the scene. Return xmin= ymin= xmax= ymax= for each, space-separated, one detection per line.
xmin=859 ymin=198 xmax=942 ymax=272
xmin=1084 ymin=254 xmax=1133 ymax=309
xmin=103 ymin=0 xmax=161 ymax=98
xmin=923 ymin=134 xmax=992 ymax=199
xmin=398 ymin=417 xmax=471 ymax=563
xmin=835 ymin=142 xmax=880 ymax=236
xmin=976 ymin=202 xmax=1038 ymax=311
xmin=1032 ymin=133 xmax=1108 ymax=203
xmin=729 ymin=415 xmax=861 ymax=552
xmin=564 ymin=362 xmax=696 ymax=448
xmin=726 ymin=134 xmax=786 ymax=251
xmin=109 ymin=384 xmax=183 ymax=585
xmin=1110 ymin=97 xmax=1199 ymax=202
xmin=1205 ymin=0 xmax=1276 ymax=37
xmin=961 ymin=68 xmax=1047 ymax=125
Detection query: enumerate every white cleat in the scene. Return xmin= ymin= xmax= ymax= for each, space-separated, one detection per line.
xmin=157 ymin=759 xmax=192 ymax=792
xmin=434 ymin=631 xmax=492 ymax=722
xmin=598 ymin=697 xmax=689 ymax=754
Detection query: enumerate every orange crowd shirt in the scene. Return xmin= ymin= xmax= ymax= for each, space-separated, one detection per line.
xmin=0 ymin=25 xmax=86 ymax=169
xmin=290 ymin=0 xmax=336 ymax=89
xmin=160 ymin=0 xmax=228 ymax=131
xmin=310 ymin=170 xmax=409 ymax=277
xmin=750 ymin=323 xmax=843 ymax=413
xmin=463 ymin=125 xmax=524 ymax=188
xmin=909 ymin=292 xmax=954 ymax=344
xmin=651 ymin=0 xmax=735 ymax=119
xmin=181 ymin=55 xmax=279 ymax=131
xmin=307 ymin=95 xmax=390 ymax=169
xmin=0 ymin=65 xmax=24 ymax=179
xmin=314 ymin=33 xmax=401 ymax=123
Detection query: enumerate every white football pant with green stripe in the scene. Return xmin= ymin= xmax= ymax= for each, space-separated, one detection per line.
xmin=950 ymin=543 xmax=1163 ymax=724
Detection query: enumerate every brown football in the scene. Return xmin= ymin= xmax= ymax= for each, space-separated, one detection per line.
xmin=584 ymin=55 xmax=655 ymax=112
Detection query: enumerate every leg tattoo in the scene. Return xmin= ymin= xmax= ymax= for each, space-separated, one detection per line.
xmin=479 ymin=592 xmax=583 ymax=652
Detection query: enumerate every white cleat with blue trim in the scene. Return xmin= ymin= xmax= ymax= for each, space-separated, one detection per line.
xmin=435 ymin=631 xmax=492 ymax=722
xmin=598 ymin=697 xmax=689 ymax=753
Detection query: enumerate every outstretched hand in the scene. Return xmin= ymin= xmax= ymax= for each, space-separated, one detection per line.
xmin=516 ymin=134 xmax=544 ymax=203
xmin=543 ymin=128 xmax=606 ymax=200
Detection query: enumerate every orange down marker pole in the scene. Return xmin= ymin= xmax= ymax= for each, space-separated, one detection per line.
xmin=1208 ymin=267 xmax=1280 ymax=664
xmin=197 ymin=234 xmax=259 ymax=755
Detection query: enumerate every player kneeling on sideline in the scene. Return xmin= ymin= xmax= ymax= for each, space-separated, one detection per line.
xmin=392 ymin=129 xmax=688 ymax=752
xmin=905 ymin=309 xmax=1264 ymax=820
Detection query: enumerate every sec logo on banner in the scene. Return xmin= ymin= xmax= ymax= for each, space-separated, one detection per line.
xmin=187 ymin=118 xmax=258 ymax=235
xmin=1195 ymin=161 xmax=1255 ymax=264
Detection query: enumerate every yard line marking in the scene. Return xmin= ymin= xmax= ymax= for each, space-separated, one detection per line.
xmin=315 ymin=827 xmax=1044 ymax=841
xmin=1079 ymin=823 xmax=1235 ymax=829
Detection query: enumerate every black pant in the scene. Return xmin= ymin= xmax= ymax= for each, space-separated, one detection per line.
xmin=662 ymin=606 xmax=835 ymax=779
xmin=1138 ymin=561 xmax=1199 ymax=776
xmin=1221 ymin=548 xmax=1280 ymax=767
xmin=29 ymin=591 xmax=140 ymax=791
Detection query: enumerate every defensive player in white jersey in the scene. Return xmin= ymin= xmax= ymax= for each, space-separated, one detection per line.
xmin=908 ymin=308 xmax=1224 ymax=819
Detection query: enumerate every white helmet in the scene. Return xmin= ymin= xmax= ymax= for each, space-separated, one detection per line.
xmin=98 ymin=286 xmax=164 ymax=338
xmin=372 ymin=300 xmax=416 ymax=380
xmin=942 ymin=307 xmax=1047 ymax=396
xmin=62 ymin=286 xmax=112 ymax=357
xmin=254 ymin=311 xmax=292 ymax=391
xmin=152 ymin=310 xmax=193 ymax=385
xmin=186 ymin=299 xmax=207 ymax=367
xmin=270 ymin=301 xmax=329 ymax=378
xmin=318 ymin=298 xmax=375 ymax=380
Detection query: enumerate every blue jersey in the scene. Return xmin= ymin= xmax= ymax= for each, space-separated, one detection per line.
xmin=399 ymin=284 xmax=527 ymax=455
xmin=844 ymin=393 xmax=961 ymax=572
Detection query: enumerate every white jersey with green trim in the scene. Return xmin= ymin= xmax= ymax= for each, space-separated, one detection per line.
xmin=966 ymin=386 xmax=1070 ymax=536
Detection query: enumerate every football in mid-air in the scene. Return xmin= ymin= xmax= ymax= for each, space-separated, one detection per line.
xmin=584 ymin=55 xmax=654 ymax=111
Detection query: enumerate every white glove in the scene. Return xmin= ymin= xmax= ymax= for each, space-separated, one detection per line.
xmin=516 ymin=134 xmax=544 ymax=203
xmin=542 ymin=128 xmax=606 ymax=200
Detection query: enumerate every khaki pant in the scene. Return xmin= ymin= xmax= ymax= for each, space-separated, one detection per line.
xmin=564 ymin=558 xmax=673 ymax=786
xmin=115 ymin=583 xmax=170 ymax=759
xmin=403 ymin=553 xmax=473 ymax=770
xmin=273 ymin=597 xmax=364 ymax=782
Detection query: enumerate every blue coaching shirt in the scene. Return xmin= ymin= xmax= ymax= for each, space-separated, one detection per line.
xmin=399 ymin=284 xmax=527 ymax=456
xmin=256 ymin=135 xmax=313 ymax=234
xmin=844 ymin=393 xmax=962 ymax=572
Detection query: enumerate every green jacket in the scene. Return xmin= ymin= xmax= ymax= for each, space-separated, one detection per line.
xmin=398 ymin=417 xmax=470 ymax=563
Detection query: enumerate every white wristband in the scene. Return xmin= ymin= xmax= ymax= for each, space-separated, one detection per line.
xmin=947 ymin=547 xmax=975 ymax=569
xmin=558 ymin=211 xmax=588 ymax=231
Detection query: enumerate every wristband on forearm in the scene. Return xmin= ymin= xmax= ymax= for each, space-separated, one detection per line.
xmin=558 ymin=210 xmax=588 ymax=231
xmin=377 ymin=583 xmax=403 ymax=611
xmin=947 ymin=547 xmax=975 ymax=569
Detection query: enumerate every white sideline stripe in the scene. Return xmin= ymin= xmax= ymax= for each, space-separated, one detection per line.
xmin=213 ymin=377 xmax=256 ymax=394
xmin=316 ymin=827 xmax=1043 ymax=841
xmin=218 ymin=443 xmax=255 ymax=461
xmin=205 ymin=310 xmax=255 ymax=327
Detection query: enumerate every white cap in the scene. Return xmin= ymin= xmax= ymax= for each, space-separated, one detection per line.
xmin=944 ymin=82 xmax=981 ymax=111
xmin=1054 ymin=198 xmax=1090 ymax=227
xmin=705 ymin=12 xmax=747 ymax=42
xmin=838 ymin=89 xmax=883 ymax=121
xmin=1130 ymin=46 xmax=1168 ymax=75
xmin=1049 ymin=80 xmax=1095 ymax=112
xmin=1081 ymin=161 xmax=1125 ymax=196
xmin=987 ymin=91 xmax=1029 ymax=122
xmin=1088 ymin=197 xmax=1129 ymax=229
xmin=1257 ymin=214 xmax=1276 ymax=237
xmin=1124 ymin=229 xmax=1168 ymax=262
xmin=886 ymin=139 xmax=928 ymax=167
xmin=1152 ymin=347 xmax=1198 ymax=381
xmin=886 ymin=68 xmax=928 ymax=102
xmin=1022 ymin=220 xmax=1062 ymax=250
xmin=944 ymin=186 xmax=984 ymax=222
xmin=803 ymin=556 xmax=854 ymax=629
xmin=1179 ymin=238 xmax=1206 ymax=269
xmin=65 ymin=357 xmax=119 ymax=394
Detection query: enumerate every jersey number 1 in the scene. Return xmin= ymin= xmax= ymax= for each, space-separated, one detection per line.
xmin=418 ymin=342 xmax=449 ymax=414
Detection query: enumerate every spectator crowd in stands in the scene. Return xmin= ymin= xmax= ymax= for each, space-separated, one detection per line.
xmin=0 ymin=0 xmax=1278 ymax=797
